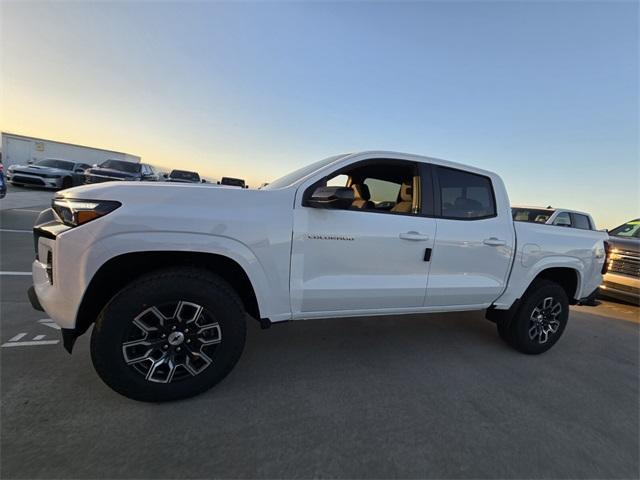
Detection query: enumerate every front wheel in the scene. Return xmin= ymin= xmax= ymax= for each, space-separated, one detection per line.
xmin=90 ymin=268 xmax=247 ymax=402
xmin=498 ymin=279 xmax=569 ymax=354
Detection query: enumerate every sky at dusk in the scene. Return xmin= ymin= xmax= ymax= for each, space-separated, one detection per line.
xmin=1 ymin=1 xmax=638 ymax=228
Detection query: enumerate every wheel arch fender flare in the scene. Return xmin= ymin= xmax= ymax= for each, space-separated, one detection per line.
xmin=493 ymin=256 xmax=584 ymax=309
xmin=74 ymin=231 xmax=275 ymax=338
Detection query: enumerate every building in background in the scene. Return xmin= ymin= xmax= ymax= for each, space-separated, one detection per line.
xmin=1 ymin=132 xmax=140 ymax=168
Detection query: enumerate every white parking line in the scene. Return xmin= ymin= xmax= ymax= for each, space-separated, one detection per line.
xmin=2 ymin=340 xmax=59 ymax=347
xmin=0 ymin=229 xmax=32 ymax=233
xmin=38 ymin=319 xmax=61 ymax=330
xmin=0 ymin=271 xmax=31 ymax=276
xmin=3 ymin=326 xmax=60 ymax=348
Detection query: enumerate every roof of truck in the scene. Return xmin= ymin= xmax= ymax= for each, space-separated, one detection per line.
xmin=512 ymin=205 xmax=593 ymax=217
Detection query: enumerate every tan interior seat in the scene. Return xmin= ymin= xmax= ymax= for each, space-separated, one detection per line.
xmin=391 ymin=182 xmax=413 ymax=213
xmin=351 ymin=184 xmax=374 ymax=209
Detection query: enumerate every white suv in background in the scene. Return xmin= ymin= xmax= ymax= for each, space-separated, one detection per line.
xmin=512 ymin=206 xmax=596 ymax=230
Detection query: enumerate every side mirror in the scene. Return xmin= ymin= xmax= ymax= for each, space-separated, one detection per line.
xmin=307 ymin=186 xmax=354 ymax=209
xmin=74 ymin=168 xmax=85 ymax=173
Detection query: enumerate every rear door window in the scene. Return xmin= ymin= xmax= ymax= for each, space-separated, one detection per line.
xmin=553 ymin=212 xmax=572 ymax=227
xmin=572 ymin=214 xmax=592 ymax=230
xmin=436 ymin=167 xmax=496 ymax=219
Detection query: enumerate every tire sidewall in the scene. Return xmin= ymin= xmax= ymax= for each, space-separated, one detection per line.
xmin=91 ymin=271 xmax=246 ymax=402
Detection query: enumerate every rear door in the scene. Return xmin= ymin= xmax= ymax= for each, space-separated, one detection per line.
xmin=425 ymin=166 xmax=515 ymax=307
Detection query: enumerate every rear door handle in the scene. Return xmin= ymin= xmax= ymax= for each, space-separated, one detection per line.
xmin=399 ymin=231 xmax=429 ymax=241
xmin=483 ymin=237 xmax=506 ymax=247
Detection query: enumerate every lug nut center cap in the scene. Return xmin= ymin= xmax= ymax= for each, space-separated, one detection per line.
xmin=168 ymin=331 xmax=185 ymax=346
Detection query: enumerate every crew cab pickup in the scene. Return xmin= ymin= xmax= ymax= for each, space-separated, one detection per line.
xmin=28 ymin=151 xmax=607 ymax=401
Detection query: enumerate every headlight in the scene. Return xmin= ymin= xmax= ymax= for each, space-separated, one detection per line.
xmin=52 ymin=198 xmax=121 ymax=227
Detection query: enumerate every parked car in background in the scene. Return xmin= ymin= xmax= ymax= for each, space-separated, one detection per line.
xmin=166 ymin=169 xmax=201 ymax=183
xmin=0 ymin=162 xmax=6 ymax=199
xmin=218 ymin=177 xmax=247 ymax=188
xmin=6 ymin=159 xmax=90 ymax=190
xmin=512 ymin=206 xmax=596 ymax=230
xmin=600 ymin=219 xmax=640 ymax=304
xmin=84 ymin=159 xmax=159 ymax=184
xmin=29 ymin=151 xmax=607 ymax=401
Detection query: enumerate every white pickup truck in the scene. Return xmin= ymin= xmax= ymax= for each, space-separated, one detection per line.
xmin=29 ymin=151 xmax=607 ymax=401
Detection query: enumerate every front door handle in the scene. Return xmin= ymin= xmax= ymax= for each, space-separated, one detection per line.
xmin=399 ymin=231 xmax=429 ymax=241
xmin=483 ymin=237 xmax=506 ymax=247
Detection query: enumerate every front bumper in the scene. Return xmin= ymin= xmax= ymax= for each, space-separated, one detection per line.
xmin=9 ymin=172 xmax=63 ymax=189
xmin=27 ymin=285 xmax=43 ymax=311
xmin=600 ymin=272 xmax=640 ymax=303
xmin=29 ymin=209 xmax=90 ymax=331
xmin=27 ymin=285 xmax=78 ymax=353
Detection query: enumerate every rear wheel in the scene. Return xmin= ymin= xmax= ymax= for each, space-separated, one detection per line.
xmin=90 ymin=268 xmax=247 ymax=402
xmin=61 ymin=177 xmax=72 ymax=190
xmin=498 ymin=279 xmax=569 ymax=354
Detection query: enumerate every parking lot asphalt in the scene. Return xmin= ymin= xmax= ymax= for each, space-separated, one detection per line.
xmin=1 ymin=205 xmax=639 ymax=479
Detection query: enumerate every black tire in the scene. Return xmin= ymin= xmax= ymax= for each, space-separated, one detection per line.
xmin=61 ymin=177 xmax=73 ymax=190
xmin=501 ymin=279 xmax=569 ymax=354
xmin=90 ymin=268 xmax=247 ymax=402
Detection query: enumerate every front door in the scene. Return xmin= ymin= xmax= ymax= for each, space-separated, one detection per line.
xmin=290 ymin=159 xmax=437 ymax=316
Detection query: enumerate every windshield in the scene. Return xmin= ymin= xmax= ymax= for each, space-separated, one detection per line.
xmin=220 ymin=177 xmax=245 ymax=187
xmin=99 ymin=159 xmax=141 ymax=173
xmin=512 ymin=208 xmax=555 ymax=224
xmin=170 ymin=170 xmax=200 ymax=181
xmin=263 ymin=154 xmax=348 ymax=190
xmin=609 ymin=219 xmax=640 ymax=238
xmin=36 ymin=159 xmax=74 ymax=170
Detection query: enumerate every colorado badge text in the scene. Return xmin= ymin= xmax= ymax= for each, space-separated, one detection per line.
xmin=306 ymin=234 xmax=355 ymax=241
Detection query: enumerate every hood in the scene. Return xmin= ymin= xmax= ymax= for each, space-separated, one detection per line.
xmin=607 ymin=235 xmax=640 ymax=253
xmin=59 ymin=181 xmax=262 ymax=200
xmin=86 ymin=167 xmax=140 ymax=179
xmin=12 ymin=164 xmax=70 ymax=175
xmin=56 ymin=181 xmax=296 ymax=239
xmin=166 ymin=178 xmax=198 ymax=183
